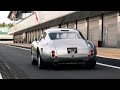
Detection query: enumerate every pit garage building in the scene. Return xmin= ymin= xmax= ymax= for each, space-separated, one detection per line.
xmin=8 ymin=11 xmax=120 ymax=48
xmin=0 ymin=27 xmax=13 ymax=43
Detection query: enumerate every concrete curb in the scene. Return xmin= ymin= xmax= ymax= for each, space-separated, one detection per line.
xmin=0 ymin=43 xmax=31 ymax=49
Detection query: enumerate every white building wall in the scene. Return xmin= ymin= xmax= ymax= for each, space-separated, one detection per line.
xmin=0 ymin=41 xmax=13 ymax=43
xmin=8 ymin=11 xmax=76 ymax=35
xmin=0 ymin=35 xmax=13 ymax=39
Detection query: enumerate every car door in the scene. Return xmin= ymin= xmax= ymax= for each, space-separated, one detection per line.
xmin=39 ymin=32 xmax=48 ymax=60
xmin=32 ymin=39 xmax=40 ymax=60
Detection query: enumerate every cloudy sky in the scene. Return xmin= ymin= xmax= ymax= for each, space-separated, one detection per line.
xmin=0 ymin=11 xmax=13 ymax=24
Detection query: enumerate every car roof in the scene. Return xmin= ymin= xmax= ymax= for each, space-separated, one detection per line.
xmin=44 ymin=28 xmax=79 ymax=33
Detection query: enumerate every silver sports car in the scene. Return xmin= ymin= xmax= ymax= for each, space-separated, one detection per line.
xmin=31 ymin=28 xmax=97 ymax=69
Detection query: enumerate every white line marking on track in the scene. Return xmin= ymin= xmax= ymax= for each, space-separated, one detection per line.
xmin=97 ymin=55 xmax=120 ymax=60
xmin=97 ymin=62 xmax=120 ymax=70
xmin=2 ymin=44 xmax=120 ymax=60
xmin=3 ymin=44 xmax=31 ymax=51
xmin=2 ymin=44 xmax=120 ymax=70
xmin=0 ymin=73 xmax=3 ymax=79
xmin=4 ymin=63 xmax=18 ymax=79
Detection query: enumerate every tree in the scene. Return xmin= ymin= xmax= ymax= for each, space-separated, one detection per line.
xmin=7 ymin=23 xmax=14 ymax=28
xmin=1 ymin=22 xmax=5 ymax=27
xmin=0 ymin=23 xmax=14 ymax=28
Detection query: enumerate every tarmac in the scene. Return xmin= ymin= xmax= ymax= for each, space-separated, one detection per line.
xmin=2 ymin=43 xmax=120 ymax=60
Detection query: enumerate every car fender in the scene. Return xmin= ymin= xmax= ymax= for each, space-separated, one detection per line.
xmin=87 ymin=40 xmax=97 ymax=55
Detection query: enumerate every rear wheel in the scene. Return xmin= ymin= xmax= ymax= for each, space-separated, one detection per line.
xmin=86 ymin=60 xmax=96 ymax=69
xmin=37 ymin=52 xmax=45 ymax=69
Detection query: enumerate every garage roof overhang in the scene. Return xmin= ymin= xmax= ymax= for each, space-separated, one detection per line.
xmin=14 ymin=11 xmax=117 ymax=35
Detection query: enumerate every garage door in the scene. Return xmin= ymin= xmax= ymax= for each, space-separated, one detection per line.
xmin=61 ymin=24 xmax=67 ymax=28
xmin=103 ymin=13 xmax=118 ymax=47
xmin=88 ymin=17 xmax=102 ymax=46
xmin=68 ymin=22 xmax=76 ymax=29
xmin=117 ymin=17 xmax=120 ymax=48
xmin=77 ymin=20 xmax=87 ymax=39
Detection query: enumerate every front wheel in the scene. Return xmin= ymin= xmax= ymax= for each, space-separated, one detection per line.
xmin=31 ymin=52 xmax=37 ymax=65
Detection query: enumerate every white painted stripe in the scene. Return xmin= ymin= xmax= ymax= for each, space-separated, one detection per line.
xmin=5 ymin=45 xmax=120 ymax=60
xmin=1 ymin=44 xmax=120 ymax=60
xmin=2 ymin=44 xmax=120 ymax=71
xmin=97 ymin=55 xmax=120 ymax=60
xmin=0 ymin=73 xmax=3 ymax=79
xmin=97 ymin=62 xmax=120 ymax=70
xmin=4 ymin=63 xmax=18 ymax=79
xmin=3 ymin=44 xmax=31 ymax=51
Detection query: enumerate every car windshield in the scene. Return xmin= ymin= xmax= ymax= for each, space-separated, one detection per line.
xmin=49 ymin=32 xmax=83 ymax=40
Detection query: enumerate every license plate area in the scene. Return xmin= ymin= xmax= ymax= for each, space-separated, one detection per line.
xmin=67 ymin=47 xmax=77 ymax=54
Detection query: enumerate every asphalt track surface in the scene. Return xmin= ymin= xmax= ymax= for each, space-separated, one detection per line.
xmin=0 ymin=44 xmax=120 ymax=79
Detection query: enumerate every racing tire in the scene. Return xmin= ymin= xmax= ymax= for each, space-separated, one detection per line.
xmin=37 ymin=52 xmax=45 ymax=69
xmin=86 ymin=60 xmax=96 ymax=69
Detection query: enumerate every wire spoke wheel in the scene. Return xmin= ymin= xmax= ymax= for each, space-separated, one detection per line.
xmin=38 ymin=54 xmax=41 ymax=69
xmin=31 ymin=53 xmax=37 ymax=65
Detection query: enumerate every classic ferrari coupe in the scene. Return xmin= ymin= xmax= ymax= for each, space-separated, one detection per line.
xmin=31 ymin=28 xmax=97 ymax=69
